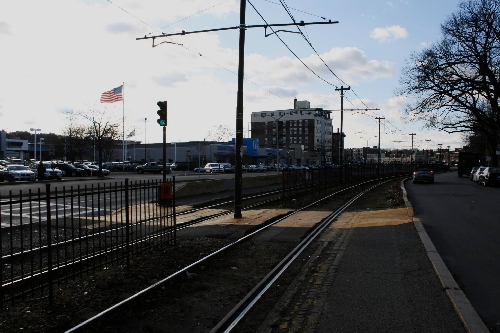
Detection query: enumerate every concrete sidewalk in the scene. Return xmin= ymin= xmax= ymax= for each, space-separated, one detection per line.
xmin=267 ymin=181 xmax=488 ymax=333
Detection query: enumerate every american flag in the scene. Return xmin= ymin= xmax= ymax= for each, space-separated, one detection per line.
xmin=100 ymin=85 xmax=123 ymax=103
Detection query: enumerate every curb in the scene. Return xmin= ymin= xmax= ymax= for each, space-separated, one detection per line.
xmin=400 ymin=179 xmax=489 ymax=333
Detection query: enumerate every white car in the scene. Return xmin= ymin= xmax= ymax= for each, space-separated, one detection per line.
xmin=204 ymin=163 xmax=223 ymax=173
xmin=472 ymin=166 xmax=486 ymax=182
xmin=87 ymin=164 xmax=111 ymax=176
xmin=5 ymin=164 xmax=36 ymax=182
xmin=40 ymin=162 xmax=63 ymax=180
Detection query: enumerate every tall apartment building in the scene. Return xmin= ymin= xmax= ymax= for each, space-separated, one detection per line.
xmin=250 ymin=99 xmax=333 ymax=165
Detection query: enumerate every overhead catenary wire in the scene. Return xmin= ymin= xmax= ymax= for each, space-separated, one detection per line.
xmin=277 ymin=0 xmax=373 ymax=111
xmin=108 ymin=0 xmax=383 ymax=140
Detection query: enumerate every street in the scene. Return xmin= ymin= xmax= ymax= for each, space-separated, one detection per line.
xmin=406 ymin=171 xmax=500 ymax=331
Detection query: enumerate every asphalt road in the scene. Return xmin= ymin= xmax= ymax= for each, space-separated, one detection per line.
xmin=405 ymin=171 xmax=500 ymax=332
xmin=0 ymin=170 xmax=270 ymax=195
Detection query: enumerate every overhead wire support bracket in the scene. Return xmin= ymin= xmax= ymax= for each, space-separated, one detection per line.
xmin=136 ymin=20 xmax=338 ymax=42
xmin=264 ymin=26 xmax=300 ymax=37
xmin=152 ymin=37 xmax=183 ymax=48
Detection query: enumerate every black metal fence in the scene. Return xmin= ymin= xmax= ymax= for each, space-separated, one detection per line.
xmin=282 ymin=163 xmax=413 ymax=199
xmin=0 ymin=178 xmax=176 ymax=308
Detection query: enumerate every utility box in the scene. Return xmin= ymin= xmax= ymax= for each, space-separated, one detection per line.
xmin=157 ymin=182 xmax=173 ymax=205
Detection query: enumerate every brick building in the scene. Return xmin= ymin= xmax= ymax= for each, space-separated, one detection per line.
xmin=250 ymin=99 xmax=334 ymax=166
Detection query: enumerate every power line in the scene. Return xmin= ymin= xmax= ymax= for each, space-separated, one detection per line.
xmin=277 ymin=0 xmax=372 ymax=110
xmin=246 ymin=0 xmax=339 ymax=88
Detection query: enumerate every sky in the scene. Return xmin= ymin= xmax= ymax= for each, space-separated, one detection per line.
xmin=0 ymin=0 xmax=465 ymax=152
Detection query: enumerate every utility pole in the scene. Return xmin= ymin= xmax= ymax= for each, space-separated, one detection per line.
xmin=335 ymin=86 xmax=350 ymax=166
xmin=137 ymin=7 xmax=338 ymax=218
xmin=330 ymin=106 xmax=379 ymax=164
xmin=233 ymin=0 xmax=247 ymax=218
xmin=409 ymin=133 xmax=416 ymax=170
xmin=375 ymin=117 xmax=385 ymax=177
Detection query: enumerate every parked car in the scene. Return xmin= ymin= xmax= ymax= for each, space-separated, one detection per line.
xmin=472 ymin=166 xmax=486 ymax=182
xmin=412 ymin=168 xmax=434 ymax=184
xmin=219 ymin=163 xmax=235 ymax=173
xmin=4 ymin=164 xmax=36 ymax=182
xmin=84 ymin=164 xmax=111 ymax=176
xmin=469 ymin=167 xmax=479 ymax=181
xmin=194 ymin=166 xmax=206 ymax=173
xmin=34 ymin=162 xmax=63 ymax=180
xmin=245 ymin=165 xmax=258 ymax=172
xmin=256 ymin=165 xmax=267 ymax=172
xmin=478 ymin=167 xmax=500 ymax=187
xmin=204 ymin=163 xmax=223 ymax=173
xmin=55 ymin=163 xmax=88 ymax=177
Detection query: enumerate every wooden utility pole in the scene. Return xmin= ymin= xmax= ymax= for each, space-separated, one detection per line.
xmin=335 ymin=86 xmax=350 ymax=166
xmin=409 ymin=133 xmax=416 ymax=170
xmin=137 ymin=8 xmax=338 ymax=218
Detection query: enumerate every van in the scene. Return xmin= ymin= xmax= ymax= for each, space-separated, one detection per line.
xmin=204 ymin=163 xmax=223 ymax=173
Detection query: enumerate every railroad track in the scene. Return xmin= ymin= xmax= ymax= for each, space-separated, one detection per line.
xmin=64 ymin=176 xmax=404 ymax=332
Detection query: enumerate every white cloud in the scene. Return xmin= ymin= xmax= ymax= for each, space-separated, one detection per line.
xmin=244 ymin=47 xmax=394 ymax=88
xmin=370 ymin=25 xmax=409 ymax=43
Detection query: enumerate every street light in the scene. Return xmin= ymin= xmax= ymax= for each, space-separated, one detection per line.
xmin=39 ymin=138 xmax=44 ymax=161
xmin=30 ymin=128 xmax=41 ymax=161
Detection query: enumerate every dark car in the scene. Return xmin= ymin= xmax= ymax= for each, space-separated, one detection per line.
xmin=412 ymin=168 xmax=434 ymax=184
xmin=55 ymin=163 xmax=88 ymax=177
xmin=478 ymin=167 xmax=500 ymax=187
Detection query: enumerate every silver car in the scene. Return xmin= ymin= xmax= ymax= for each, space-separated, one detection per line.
xmin=5 ymin=164 xmax=36 ymax=182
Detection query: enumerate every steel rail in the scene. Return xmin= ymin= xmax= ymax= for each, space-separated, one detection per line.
xmin=64 ymin=176 xmax=399 ymax=332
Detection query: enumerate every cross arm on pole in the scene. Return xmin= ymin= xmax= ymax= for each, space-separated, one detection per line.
xmin=136 ymin=21 xmax=338 ymax=41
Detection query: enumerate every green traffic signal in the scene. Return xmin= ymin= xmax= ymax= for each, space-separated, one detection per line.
xmin=157 ymin=101 xmax=167 ymax=126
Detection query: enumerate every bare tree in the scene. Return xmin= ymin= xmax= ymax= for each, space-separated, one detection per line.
xmin=61 ymin=112 xmax=89 ymax=162
xmin=398 ymin=0 xmax=500 ymax=165
xmin=205 ymin=125 xmax=234 ymax=142
xmin=83 ymin=110 xmax=120 ymax=176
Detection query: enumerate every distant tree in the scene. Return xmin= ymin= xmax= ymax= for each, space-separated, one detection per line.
xmin=61 ymin=112 xmax=89 ymax=162
xmin=6 ymin=131 xmax=31 ymax=141
xmin=80 ymin=109 xmax=120 ymax=175
xmin=398 ymin=0 xmax=500 ymax=166
xmin=205 ymin=125 xmax=234 ymax=143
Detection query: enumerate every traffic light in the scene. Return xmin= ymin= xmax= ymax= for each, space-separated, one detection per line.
xmin=157 ymin=101 xmax=167 ymax=126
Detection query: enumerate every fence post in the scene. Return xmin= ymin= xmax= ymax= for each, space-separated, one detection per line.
xmin=172 ymin=176 xmax=177 ymax=246
xmin=125 ymin=178 xmax=130 ymax=270
xmin=45 ymin=183 xmax=53 ymax=306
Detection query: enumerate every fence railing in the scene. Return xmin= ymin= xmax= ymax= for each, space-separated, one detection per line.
xmin=0 ymin=178 xmax=176 ymax=308
xmin=282 ymin=163 xmax=413 ymax=199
